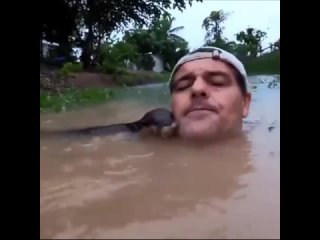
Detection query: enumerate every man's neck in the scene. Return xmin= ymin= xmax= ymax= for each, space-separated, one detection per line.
xmin=178 ymin=131 xmax=248 ymax=148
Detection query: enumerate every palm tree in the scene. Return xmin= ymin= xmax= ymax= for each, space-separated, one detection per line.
xmin=202 ymin=10 xmax=230 ymax=42
xmin=148 ymin=13 xmax=188 ymax=70
xmin=149 ymin=12 xmax=185 ymax=43
xmin=274 ymin=38 xmax=280 ymax=50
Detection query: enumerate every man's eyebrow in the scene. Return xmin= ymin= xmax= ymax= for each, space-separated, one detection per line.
xmin=205 ymin=70 xmax=230 ymax=78
xmin=173 ymin=72 xmax=195 ymax=83
xmin=174 ymin=70 xmax=230 ymax=82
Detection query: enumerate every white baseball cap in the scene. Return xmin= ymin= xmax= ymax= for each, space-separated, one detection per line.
xmin=168 ymin=46 xmax=248 ymax=92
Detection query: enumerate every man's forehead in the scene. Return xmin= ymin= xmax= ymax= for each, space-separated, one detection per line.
xmin=173 ymin=59 xmax=232 ymax=80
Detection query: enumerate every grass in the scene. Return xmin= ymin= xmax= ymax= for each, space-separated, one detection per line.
xmin=245 ymin=51 xmax=280 ymax=75
xmin=40 ymin=66 xmax=171 ymax=113
xmin=117 ymin=71 xmax=171 ymax=87
xmin=40 ymin=88 xmax=116 ymax=113
xmin=40 ymin=51 xmax=279 ymax=113
xmin=58 ymin=62 xmax=83 ymax=78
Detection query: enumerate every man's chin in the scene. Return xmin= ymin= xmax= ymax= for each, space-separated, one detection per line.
xmin=178 ymin=124 xmax=220 ymax=142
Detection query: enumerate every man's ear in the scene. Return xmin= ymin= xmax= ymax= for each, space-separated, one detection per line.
xmin=242 ymin=92 xmax=252 ymax=118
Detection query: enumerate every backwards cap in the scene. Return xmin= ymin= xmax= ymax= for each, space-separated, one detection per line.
xmin=168 ymin=46 xmax=248 ymax=91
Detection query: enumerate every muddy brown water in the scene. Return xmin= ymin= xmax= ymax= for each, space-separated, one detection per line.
xmin=40 ymin=75 xmax=280 ymax=239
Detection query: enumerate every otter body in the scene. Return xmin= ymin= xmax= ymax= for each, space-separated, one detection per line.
xmin=41 ymin=108 xmax=176 ymax=139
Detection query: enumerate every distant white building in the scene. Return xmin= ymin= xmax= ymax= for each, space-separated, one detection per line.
xmin=125 ymin=53 xmax=165 ymax=73
xmin=151 ymin=54 xmax=164 ymax=73
xmin=40 ymin=40 xmax=81 ymax=61
xmin=40 ymin=40 xmax=165 ymax=72
xmin=41 ymin=40 xmax=59 ymax=58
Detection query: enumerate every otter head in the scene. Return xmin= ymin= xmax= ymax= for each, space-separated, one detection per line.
xmin=139 ymin=108 xmax=177 ymax=138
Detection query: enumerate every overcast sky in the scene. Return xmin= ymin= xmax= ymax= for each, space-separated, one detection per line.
xmin=73 ymin=0 xmax=280 ymax=57
xmin=168 ymin=0 xmax=280 ymax=50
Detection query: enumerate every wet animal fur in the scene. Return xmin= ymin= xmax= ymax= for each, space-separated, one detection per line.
xmin=41 ymin=108 xmax=176 ymax=139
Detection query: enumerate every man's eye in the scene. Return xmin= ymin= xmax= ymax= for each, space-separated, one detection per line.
xmin=173 ymin=80 xmax=192 ymax=91
xmin=208 ymin=76 xmax=227 ymax=86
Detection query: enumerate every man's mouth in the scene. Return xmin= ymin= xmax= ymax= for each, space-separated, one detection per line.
xmin=187 ymin=105 xmax=218 ymax=114
xmin=185 ymin=106 xmax=218 ymax=118
xmin=189 ymin=107 xmax=214 ymax=113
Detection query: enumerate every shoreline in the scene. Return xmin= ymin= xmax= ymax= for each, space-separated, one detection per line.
xmin=40 ymin=51 xmax=280 ymax=113
xmin=40 ymin=73 xmax=279 ymax=114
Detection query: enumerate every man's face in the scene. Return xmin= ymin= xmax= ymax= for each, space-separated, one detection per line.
xmin=170 ymin=58 xmax=251 ymax=141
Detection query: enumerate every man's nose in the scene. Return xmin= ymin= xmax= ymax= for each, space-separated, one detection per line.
xmin=191 ymin=77 xmax=208 ymax=98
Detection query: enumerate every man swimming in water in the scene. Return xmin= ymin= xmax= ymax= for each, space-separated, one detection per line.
xmin=44 ymin=46 xmax=251 ymax=142
xmin=168 ymin=46 xmax=252 ymax=142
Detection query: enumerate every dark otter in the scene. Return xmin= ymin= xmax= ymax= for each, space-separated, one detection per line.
xmin=41 ymin=108 xmax=176 ymax=139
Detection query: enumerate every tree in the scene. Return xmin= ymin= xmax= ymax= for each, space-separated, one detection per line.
xmin=201 ymin=10 xmax=240 ymax=56
xmin=40 ymin=0 xmax=203 ymax=69
xmin=236 ymin=28 xmax=267 ymax=57
xmin=148 ymin=12 xmax=189 ymax=70
xmin=120 ymin=12 xmax=189 ymax=71
xmin=123 ymin=29 xmax=155 ymax=55
xmin=274 ymin=38 xmax=280 ymax=50
xmin=149 ymin=12 xmax=185 ymax=43
xmin=99 ymin=40 xmax=139 ymax=73
xmin=40 ymin=0 xmax=78 ymax=60
xmin=202 ymin=10 xmax=230 ymax=43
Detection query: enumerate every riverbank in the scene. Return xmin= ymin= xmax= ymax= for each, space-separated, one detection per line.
xmin=40 ymin=68 xmax=171 ymax=113
xmin=40 ymin=88 xmax=118 ymax=113
xmin=245 ymin=51 xmax=280 ymax=75
xmin=40 ymin=51 xmax=279 ymax=113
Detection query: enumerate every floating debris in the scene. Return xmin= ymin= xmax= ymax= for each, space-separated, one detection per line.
xmin=268 ymin=120 xmax=278 ymax=132
xmin=64 ymin=147 xmax=72 ymax=152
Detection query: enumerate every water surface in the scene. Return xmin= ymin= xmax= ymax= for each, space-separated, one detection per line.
xmin=40 ymin=75 xmax=280 ymax=239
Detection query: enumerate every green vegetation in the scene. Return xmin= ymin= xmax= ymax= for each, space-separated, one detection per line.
xmin=117 ymin=71 xmax=171 ymax=87
xmin=58 ymin=62 xmax=83 ymax=78
xmin=40 ymin=88 xmax=115 ymax=113
xmin=245 ymin=51 xmax=280 ymax=75
xmin=40 ymin=72 xmax=171 ymax=113
xmin=41 ymin=1 xmax=279 ymax=113
xmin=41 ymin=4 xmax=279 ymax=78
xmin=41 ymin=0 xmax=202 ymax=68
